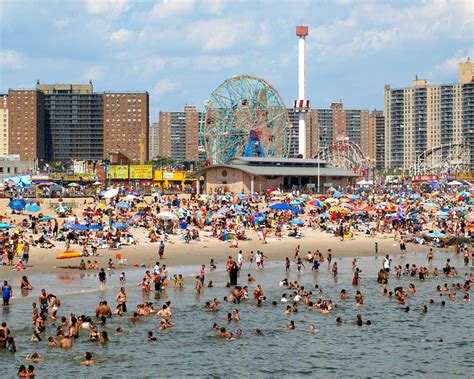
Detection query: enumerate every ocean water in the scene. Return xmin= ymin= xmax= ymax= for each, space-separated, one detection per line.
xmin=1 ymin=252 xmax=472 ymax=378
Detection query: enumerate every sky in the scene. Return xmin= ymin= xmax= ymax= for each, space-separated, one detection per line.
xmin=1 ymin=0 xmax=473 ymax=121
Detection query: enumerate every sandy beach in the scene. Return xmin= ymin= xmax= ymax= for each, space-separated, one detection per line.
xmin=0 ymin=196 xmax=438 ymax=280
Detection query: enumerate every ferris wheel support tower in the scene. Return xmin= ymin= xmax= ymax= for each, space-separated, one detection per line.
xmin=295 ymin=25 xmax=310 ymax=158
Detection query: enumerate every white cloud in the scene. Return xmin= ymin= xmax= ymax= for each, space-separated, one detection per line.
xmin=150 ymin=0 xmax=195 ymax=20
xmin=84 ymin=0 xmax=130 ymax=18
xmin=0 ymin=49 xmax=25 ymax=70
xmin=110 ymin=28 xmax=135 ymax=44
xmin=54 ymin=17 xmax=70 ymax=29
xmin=435 ymin=49 xmax=474 ymax=75
xmin=82 ymin=66 xmax=104 ymax=81
xmin=152 ymin=79 xmax=180 ymax=98
xmin=186 ymin=18 xmax=269 ymax=51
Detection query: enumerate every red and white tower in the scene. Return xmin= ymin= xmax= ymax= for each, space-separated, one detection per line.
xmin=294 ymin=25 xmax=310 ymax=158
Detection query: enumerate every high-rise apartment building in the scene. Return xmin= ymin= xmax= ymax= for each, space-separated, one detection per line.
xmin=288 ymin=102 xmax=376 ymax=162
xmin=149 ymin=122 xmax=160 ymax=160
xmin=102 ymin=92 xmax=149 ymax=162
xmin=384 ymin=59 xmax=474 ymax=171
xmin=369 ymin=110 xmax=385 ymax=170
xmin=287 ymin=110 xmax=319 ymax=158
xmin=36 ymin=83 xmax=103 ymax=161
xmin=157 ymin=105 xmax=200 ymax=162
xmin=0 ymin=95 xmax=8 ymax=156
xmin=8 ymin=89 xmax=45 ymax=162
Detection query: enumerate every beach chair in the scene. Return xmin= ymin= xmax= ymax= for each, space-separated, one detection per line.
xmin=115 ymin=253 xmax=127 ymax=266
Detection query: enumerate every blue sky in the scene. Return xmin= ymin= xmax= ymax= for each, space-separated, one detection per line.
xmin=1 ymin=0 xmax=472 ymax=120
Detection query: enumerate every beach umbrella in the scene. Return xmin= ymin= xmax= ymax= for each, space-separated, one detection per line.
xmin=157 ymin=212 xmax=178 ymax=221
xmin=124 ymin=194 xmax=136 ymax=201
xmin=429 ymin=231 xmax=445 ymax=238
xmin=8 ymin=199 xmax=26 ymax=211
xmin=319 ymin=213 xmax=330 ymax=219
xmin=270 ymin=190 xmax=282 ymax=196
xmin=117 ymin=201 xmax=131 ymax=209
xmin=328 ymin=206 xmax=343 ymax=212
xmin=55 ymin=206 xmax=68 ymax=214
xmin=56 ymin=251 xmax=82 ymax=259
xmin=447 ymin=180 xmax=463 ymax=186
xmin=69 ymin=224 xmax=89 ymax=231
xmin=290 ymin=200 xmax=302 ymax=206
xmin=310 ymin=199 xmax=326 ymax=207
xmin=269 ymin=203 xmax=294 ymax=211
xmin=93 ymin=181 xmax=101 ymax=185
xmin=324 ymin=198 xmax=339 ymax=205
xmin=104 ymin=188 xmax=119 ymax=199
xmin=339 ymin=208 xmax=351 ymax=215
xmin=39 ymin=215 xmax=55 ymax=221
xmin=333 ymin=191 xmax=342 ymax=198
xmin=289 ymin=218 xmax=304 ymax=225
xmin=0 ymin=223 xmax=15 ymax=229
xmin=89 ymin=224 xmax=103 ymax=231
xmin=112 ymin=222 xmax=129 ymax=230
xmin=26 ymin=205 xmax=41 ymax=213
xmin=68 ymin=183 xmax=79 ymax=187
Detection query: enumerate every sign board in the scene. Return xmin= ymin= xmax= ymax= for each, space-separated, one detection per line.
xmin=163 ymin=172 xmax=174 ymax=179
xmin=107 ymin=165 xmax=129 ymax=179
xmin=130 ymin=165 xmax=152 ymax=179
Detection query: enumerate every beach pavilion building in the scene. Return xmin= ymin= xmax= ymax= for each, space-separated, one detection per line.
xmin=193 ymin=157 xmax=358 ymax=194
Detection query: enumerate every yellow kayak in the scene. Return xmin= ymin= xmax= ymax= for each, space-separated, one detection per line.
xmin=56 ymin=251 xmax=82 ymax=259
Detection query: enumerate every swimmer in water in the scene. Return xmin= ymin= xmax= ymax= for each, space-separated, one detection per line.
xmin=147 ymin=331 xmax=157 ymax=341
xmin=80 ymin=352 xmax=103 ymax=366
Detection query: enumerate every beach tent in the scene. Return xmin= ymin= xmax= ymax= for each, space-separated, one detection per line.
xmin=447 ymin=180 xmax=463 ymax=186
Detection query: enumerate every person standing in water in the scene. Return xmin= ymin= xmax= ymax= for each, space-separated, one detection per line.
xmin=115 ymin=287 xmax=127 ymax=315
xmin=98 ymin=268 xmax=107 ymax=289
xmin=158 ymin=240 xmax=165 ymax=259
xmin=2 ymin=281 xmax=12 ymax=306
xmin=229 ymin=262 xmax=239 ymax=286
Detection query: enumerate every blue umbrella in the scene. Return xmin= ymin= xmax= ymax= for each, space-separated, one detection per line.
xmin=26 ymin=205 xmax=41 ymax=212
xmin=269 ymin=203 xmax=294 ymax=211
xmin=89 ymin=224 xmax=103 ymax=231
xmin=320 ymin=213 xmax=330 ymax=219
xmin=69 ymin=224 xmax=89 ymax=231
xmin=8 ymin=199 xmax=26 ymax=211
xmin=429 ymin=231 xmax=445 ymax=238
xmin=117 ymin=202 xmax=131 ymax=209
xmin=0 ymin=223 xmax=15 ymax=229
xmin=289 ymin=218 xmax=304 ymax=225
xmin=113 ymin=222 xmax=128 ymax=230
xmin=39 ymin=215 xmax=56 ymax=221
xmin=333 ymin=191 xmax=342 ymax=198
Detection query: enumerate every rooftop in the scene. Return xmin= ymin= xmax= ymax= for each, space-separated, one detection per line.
xmin=194 ymin=157 xmax=357 ymax=178
xmin=228 ymin=156 xmax=328 ymax=167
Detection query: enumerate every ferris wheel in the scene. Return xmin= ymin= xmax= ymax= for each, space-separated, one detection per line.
xmin=203 ymin=75 xmax=290 ymax=164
